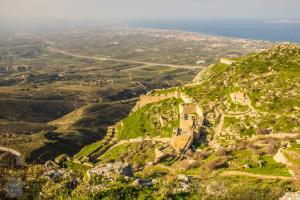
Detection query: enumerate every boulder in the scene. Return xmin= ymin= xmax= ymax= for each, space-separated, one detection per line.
xmin=280 ymin=191 xmax=300 ymax=200
xmin=154 ymin=148 xmax=170 ymax=164
xmin=42 ymin=169 xmax=70 ymax=182
xmin=3 ymin=178 xmax=24 ymax=199
xmin=258 ymin=160 xmax=264 ymax=168
xmin=87 ymin=162 xmax=133 ymax=179
xmin=176 ymin=174 xmax=189 ymax=183
xmin=133 ymin=178 xmax=157 ymax=187
xmin=243 ymin=164 xmax=250 ymax=169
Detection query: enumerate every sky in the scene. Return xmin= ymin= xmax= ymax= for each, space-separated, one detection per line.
xmin=1 ymin=0 xmax=300 ymax=21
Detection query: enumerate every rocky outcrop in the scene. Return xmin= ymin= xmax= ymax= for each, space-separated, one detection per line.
xmin=3 ymin=178 xmax=24 ymax=199
xmin=42 ymin=169 xmax=71 ymax=182
xmin=273 ymin=149 xmax=291 ymax=166
xmin=87 ymin=162 xmax=133 ymax=179
xmin=280 ymin=191 xmax=300 ymax=200
xmin=133 ymin=178 xmax=157 ymax=187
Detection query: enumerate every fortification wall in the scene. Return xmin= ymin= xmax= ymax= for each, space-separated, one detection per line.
xmin=220 ymin=58 xmax=235 ymax=65
xmin=131 ymin=91 xmax=180 ymax=112
xmin=131 ymin=89 xmax=202 ymax=115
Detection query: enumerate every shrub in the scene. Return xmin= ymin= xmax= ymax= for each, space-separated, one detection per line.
xmin=215 ymin=148 xmax=227 ymax=157
xmin=205 ymin=158 xmax=228 ymax=171
xmin=194 ymin=151 xmax=211 ymax=160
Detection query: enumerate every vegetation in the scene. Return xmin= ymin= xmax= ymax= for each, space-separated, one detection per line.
xmin=117 ymin=98 xmax=182 ymax=139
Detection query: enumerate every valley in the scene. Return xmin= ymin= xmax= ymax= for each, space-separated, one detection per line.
xmin=1 ymin=27 xmax=300 ymax=200
xmin=0 ymin=27 xmax=271 ymax=162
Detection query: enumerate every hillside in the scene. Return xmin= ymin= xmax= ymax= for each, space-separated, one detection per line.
xmin=1 ymin=44 xmax=300 ymax=199
xmin=184 ymin=44 xmax=300 ymax=143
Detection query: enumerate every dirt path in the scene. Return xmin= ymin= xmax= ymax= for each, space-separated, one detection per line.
xmin=47 ymin=46 xmax=198 ymax=70
xmin=210 ymin=108 xmax=224 ymax=148
xmin=249 ymin=133 xmax=299 ymax=141
xmin=222 ymin=170 xmax=296 ymax=180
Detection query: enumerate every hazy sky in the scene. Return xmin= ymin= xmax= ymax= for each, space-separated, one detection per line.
xmin=1 ymin=0 xmax=300 ymax=21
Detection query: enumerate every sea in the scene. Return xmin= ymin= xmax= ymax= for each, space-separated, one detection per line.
xmin=128 ymin=19 xmax=300 ymax=43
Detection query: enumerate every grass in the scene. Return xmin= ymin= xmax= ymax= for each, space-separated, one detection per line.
xmin=117 ymin=98 xmax=182 ymax=139
xmin=97 ymin=141 xmax=156 ymax=167
xmin=74 ymin=140 xmax=104 ymax=159
xmin=66 ymin=161 xmax=92 ymax=173
xmin=229 ymin=102 xmax=249 ymax=112
xmin=243 ymin=155 xmax=291 ymax=177
xmin=232 ymin=150 xmax=259 ymax=167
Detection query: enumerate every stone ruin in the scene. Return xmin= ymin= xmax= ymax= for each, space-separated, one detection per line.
xmin=171 ymin=102 xmax=204 ymax=153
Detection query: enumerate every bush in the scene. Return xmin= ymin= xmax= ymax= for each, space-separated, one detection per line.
xmin=263 ymin=142 xmax=277 ymax=155
xmin=194 ymin=151 xmax=211 ymax=160
xmin=215 ymin=148 xmax=227 ymax=157
xmin=205 ymin=158 xmax=228 ymax=171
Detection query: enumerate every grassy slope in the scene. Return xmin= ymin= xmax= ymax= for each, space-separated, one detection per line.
xmin=97 ymin=141 xmax=157 ymax=167
xmin=117 ymin=98 xmax=182 ymax=139
xmin=184 ymin=44 xmax=300 ymax=135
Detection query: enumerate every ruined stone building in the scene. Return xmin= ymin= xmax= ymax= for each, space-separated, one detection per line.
xmin=171 ymin=102 xmax=204 ymax=153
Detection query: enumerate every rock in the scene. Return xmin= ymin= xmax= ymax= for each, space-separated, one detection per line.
xmin=244 ymin=164 xmax=250 ymax=169
xmin=273 ymin=149 xmax=290 ymax=166
xmin=42 ymin=169 xmax=70 ymax=182
xmin=3 ymin=178 xmax=24 ymax=199
xmin=44 ymin=160 xmax=59 ymax=170
xmin=176 ymin=174 xmax=189 ymax=183
xmin=177 ymin=182 xmax=190 ymax=192
xmin=154 ymin=148 xmax=170 ymax=164
xmin=258 ymin=160 xmax=264 ymax=168
xmin=279 ymin=191 xmax=300 ymax=200
xmin=133 ymin=178 xmax=157 ymax=187
xmin=133 ymin=178 xmax=141 ymax=186
xmin=87 ymin=162 xmax=133 ymax=179
xmin=281 ymin=141 xmax=291 ymax=148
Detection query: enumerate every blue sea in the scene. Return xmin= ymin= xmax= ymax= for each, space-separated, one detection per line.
xmin=128 ymin=19 xmax=300 ymax=43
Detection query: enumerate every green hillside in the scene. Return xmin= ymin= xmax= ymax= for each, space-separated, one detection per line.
xmin=2 ymin=44 xmax=300 ymax=200
xmin=184 ymin=44 xmax=300 ymax=142
xmin=117 ymin=98 xmax=182 ymax=139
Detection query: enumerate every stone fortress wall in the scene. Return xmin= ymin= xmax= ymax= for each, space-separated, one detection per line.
xmin=130 ymin=88 xmax=205 ymax=154
xmin=132 ymin=88 xmax=195 ymax=112
xmin=220 ymin=58 xmax=235 ymax=65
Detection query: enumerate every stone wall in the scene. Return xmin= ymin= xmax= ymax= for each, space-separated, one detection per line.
xmin=131 ymin=91 xmax=179 ymax=112
xmin=220 ymin=58 xmax=235 ymax=65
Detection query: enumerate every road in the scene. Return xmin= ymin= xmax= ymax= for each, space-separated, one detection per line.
xmin=47 ymin=47 xmax=198 ymax=70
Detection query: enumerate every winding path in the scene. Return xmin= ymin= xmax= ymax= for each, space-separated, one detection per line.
xmin=222 ymin=171 xmax=295 ymax=180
